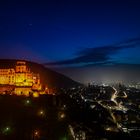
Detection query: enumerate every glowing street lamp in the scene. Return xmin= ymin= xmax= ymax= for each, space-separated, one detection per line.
xmin=58 ymin=112 xmax=66 ymax=120
xmin=60 ymin=113 xmax=65 ymax=119
xmin=34 ymin=130 xmax=40 ymax=137
xmin=5 ymin=127 xmax=10 ymax=131
xmin=40 ymin=111 xmax=44 ymax=115
xmin=26 ymin=100 xmax=30 ymax=104
xmin=2 ymin=126 xmax=12 ymax=135
xmin=37 ymin=109 xmax=46 ymax=118
xmin=24 ymin=99 xmax=31 ymax=106
xmin=32 ymin=130 xmax=40 ymax=139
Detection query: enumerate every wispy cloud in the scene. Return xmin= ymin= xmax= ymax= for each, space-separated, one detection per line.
xmin=45 ymin=37 xmax=140 ymax=66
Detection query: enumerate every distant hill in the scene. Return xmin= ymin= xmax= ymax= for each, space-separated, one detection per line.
xmin=0 ymin=59 xmax=80 ymax=88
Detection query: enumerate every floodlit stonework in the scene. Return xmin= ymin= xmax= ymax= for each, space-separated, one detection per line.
xmin=0 ymin=61 xmax=42 ymax=96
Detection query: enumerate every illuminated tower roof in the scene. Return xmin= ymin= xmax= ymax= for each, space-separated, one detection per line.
xmin=16 ymin=61 xmax=27 ymax=73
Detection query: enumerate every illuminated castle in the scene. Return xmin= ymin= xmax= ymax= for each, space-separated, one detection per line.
xmin=0 ymin=61 xmax=42 ymax=96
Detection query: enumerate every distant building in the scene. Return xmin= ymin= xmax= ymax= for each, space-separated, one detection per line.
xmin=136 ymin=83 xmax=140 ymax=89
xmin=0 ymin=61 xmax=42 ymax=95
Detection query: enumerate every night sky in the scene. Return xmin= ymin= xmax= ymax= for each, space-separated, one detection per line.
xmin=0 ymin=0 xmax=140 ymax=83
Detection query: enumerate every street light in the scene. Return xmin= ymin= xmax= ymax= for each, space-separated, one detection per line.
xmin=32 ymin=130 xmax=40 ymax=140
xmin=37 ymin=109 xmax=46 ymax=118
xmin=60 ymin=113 xmax=65 ymax=119
xmin=2 ymin=126 xmax=12 ymax=135
xmin=24 ymin=99 xmax=32 ymax=106
xmin=34 ymin=130 xmax=39 ymax=137
xmin=58 ymin=112 xmax=66 ymax=120
xmin=26 ymin=100 xmax=30 ymax=104
xmin=39 ymin=110 xmax=44 ymax=116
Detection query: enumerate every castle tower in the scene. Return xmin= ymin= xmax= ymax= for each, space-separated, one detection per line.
xmin=16 ymin=61 xmax=27 ymax=73
xmin=15 ymin=61 xmax=29 ymax=86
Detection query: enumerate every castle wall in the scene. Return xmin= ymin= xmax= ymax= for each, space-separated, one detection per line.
xmin=0 ymin=61 xmax=41 ymax=91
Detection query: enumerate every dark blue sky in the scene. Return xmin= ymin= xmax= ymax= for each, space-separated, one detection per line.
xmin=0 ymin=0 xmax=140 ymax=66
